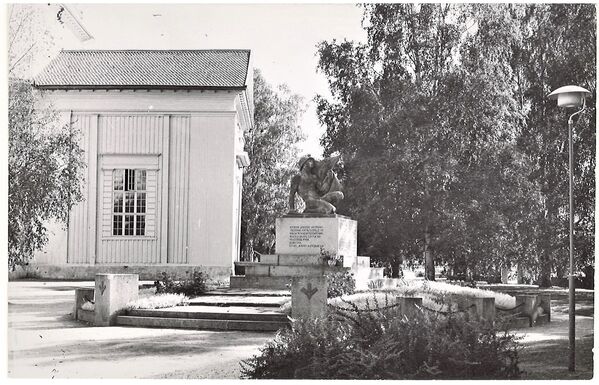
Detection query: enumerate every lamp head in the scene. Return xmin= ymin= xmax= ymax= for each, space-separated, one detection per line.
xmin=548 ymin=85 xmax=591 ymax=108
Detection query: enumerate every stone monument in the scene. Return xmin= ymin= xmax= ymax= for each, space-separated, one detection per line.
xmin=288 ymin=154 xmax=344 ymax=215
xmin=281 ymin=154 xmax=356 ymax=259
xmin=230 ymin=154 xmax=383 ymax=297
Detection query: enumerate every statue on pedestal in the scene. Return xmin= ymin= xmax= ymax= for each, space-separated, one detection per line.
xmin=288 ymin=155 xmax=344 ymax=214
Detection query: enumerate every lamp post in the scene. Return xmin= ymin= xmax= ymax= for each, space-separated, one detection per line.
xmin=547 ymin=85 xmax=591 ymax=372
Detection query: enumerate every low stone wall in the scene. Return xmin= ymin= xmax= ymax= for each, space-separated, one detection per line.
xmin=10 ymin=264 xmax=231 ymax=282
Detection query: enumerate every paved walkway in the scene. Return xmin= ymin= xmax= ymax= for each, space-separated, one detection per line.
xmin=7 ymin=281 xmax=275 ymax=379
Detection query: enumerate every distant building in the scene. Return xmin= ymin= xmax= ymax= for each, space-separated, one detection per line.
xmin=22 ymin=49 xmax=253 ymax=280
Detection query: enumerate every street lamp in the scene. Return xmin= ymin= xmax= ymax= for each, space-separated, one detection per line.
xmin=547 ymin=85 xmax=591 ymax=372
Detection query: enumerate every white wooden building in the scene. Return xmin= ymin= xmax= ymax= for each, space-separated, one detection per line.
xmin=24 ymin=50 xmax=253 ymax=280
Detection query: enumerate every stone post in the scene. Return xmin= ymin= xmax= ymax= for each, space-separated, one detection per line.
xmin=94 ymin=274 xmax=138 ymax=326
xmin=396 ymin=296 xmax=422 ymax=318
xmin=291 ymin=276 xmax=327 ymax=319
xmin=516 ymin=294 xmax=538 ymax=327
xmin=465 ymin=297 xmax=496 ymax=322
xmin=538 ymin=294 xmax=551 ymax=322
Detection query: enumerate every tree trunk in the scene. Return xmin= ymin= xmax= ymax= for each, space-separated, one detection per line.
xmin=423 ymin=170 xmax=435 ymax=281
xmin=516 ymin=264 xmax=525 ymax=284
xmin=391 ymin=263 xmax=400 ymax=278
xmin=390 ymin=255 xmax=403 ymax=278
xmin=424 ymin=226 xmax=435 ymax=280
xmin=538 ymin=252 xmax=552 ymax=287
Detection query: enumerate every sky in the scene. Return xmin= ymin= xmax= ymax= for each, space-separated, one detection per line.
xmin=28 ymin=3 xmax=368 ymax=157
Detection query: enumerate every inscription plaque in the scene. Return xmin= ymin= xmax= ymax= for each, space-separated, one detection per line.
xmin=289 ymin=225 xmax=324 ymax=248
xmin=276 ymin=216 xmax=357 ymax=257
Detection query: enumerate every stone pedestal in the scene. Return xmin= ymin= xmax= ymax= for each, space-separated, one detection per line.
xmin=94 ymin=274 xmax=138 ymax=326
xmin=291 ymin=276 xmax=328 ymax=319
xmin=276 ymin=214 xmax=357 ymax=257
xmin=233 ymin=214 xmax=383 ymax=292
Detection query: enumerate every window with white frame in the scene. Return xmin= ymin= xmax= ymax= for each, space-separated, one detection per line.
xmin=112 ymin=169 xmax=147 ymax=236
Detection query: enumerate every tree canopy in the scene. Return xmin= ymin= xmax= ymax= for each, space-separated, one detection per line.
xmin=240 ymin=69 xmax=305 ymax=260
xmin=316 ymin=3 xmax=595 ymax=284
xmin=8 ymin=79 xmax=85 ymax=270
xmin=8 ymin=4 xmax=85 ymax=270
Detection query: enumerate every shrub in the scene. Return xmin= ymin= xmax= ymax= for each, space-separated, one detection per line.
xmin=154 ymin=270 xmax=208 ymax=297
xmin=242 ymin=297 xmax=521 ymax=379
xmin=326 ymin=270 xmax=355 ymax=297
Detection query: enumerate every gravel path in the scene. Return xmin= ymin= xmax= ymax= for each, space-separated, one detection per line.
xmin=7 ymin=280 xmax=274 ymax=379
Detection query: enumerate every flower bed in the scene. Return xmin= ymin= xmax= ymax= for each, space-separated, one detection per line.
xmin=280 ymin=280 xmax=516 ymax=314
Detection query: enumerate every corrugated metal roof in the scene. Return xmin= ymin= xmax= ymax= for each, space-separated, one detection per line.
xmin=34 ymin=49 xmax=251 ymax=89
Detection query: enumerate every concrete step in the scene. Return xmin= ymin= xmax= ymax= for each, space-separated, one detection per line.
xmin=241 ymin=255 xmax=372 ymax=268
xmin=236 ymin=254 xmax=324 ymax=266
xmin=116 ymin=315 xmax=289 ymax=331
xmin=246 ymin=265 xmax=347 ymax=277
xmin=260 ymin=254 xmax=328 ymax=266
xmin=127 ymin=306 xmax=289 ymax=322
xmin=188 ymin=295 xmax=289 ymax=307
xmin=230 ymin=275 xmax=292 ymax=290
xmin=205 ymin=289 xmax=290 ymax=297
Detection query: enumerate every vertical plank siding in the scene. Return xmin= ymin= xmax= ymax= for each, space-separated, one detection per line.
xmin=167 ymin=116 xmax=190 ymax=264
xmin=99 ymin=115 xmax=163 ymax=154
xmin=67 ymin=114 xmax=92 ymax=263
xmin=66 ymin=113 xmax=191 ymax=265
xmin=96 ymin=115 xmax=164 ymax=264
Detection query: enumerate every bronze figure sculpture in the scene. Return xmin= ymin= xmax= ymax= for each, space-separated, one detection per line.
xmin=288 ymin=155 xmax=344 ymax=214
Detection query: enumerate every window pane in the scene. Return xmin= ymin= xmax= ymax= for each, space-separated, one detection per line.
xmin=113 ymin=192 xmax=123 ymax=213
xmin=124 ymin=215 xmax=134 ymax=235
xmin=112 ymin=168 xmax=149 ymax=237
xmin=136 ymin=215 xmax=145 ymax=236
xmin=124 ymin=192 xmax=135 ymax=213
xmin=113 ymin=215 xmax=123 ymax=235
xmin=137 ymin=193 xmax=146 ymax=213
xmin=136 ymin=170 xmax=146 ymax=190
xmin=113 ymin=170 xmax=124 ymax=190
xmin=125 ymin=169 xmax=136 ymax=191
